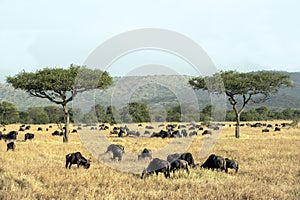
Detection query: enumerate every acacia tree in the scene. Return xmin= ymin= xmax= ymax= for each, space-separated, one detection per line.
xmin=7 ymin=64 xmax=113 ymax=142
xmin=189 ymin=71 xmax=292 ymax=138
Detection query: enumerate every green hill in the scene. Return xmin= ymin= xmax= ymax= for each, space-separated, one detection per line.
xmin=1 ymin=72 xmax=300 ymax=112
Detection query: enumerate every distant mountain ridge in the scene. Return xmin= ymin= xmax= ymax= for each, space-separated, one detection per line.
xmin=1 ymin=72 xmax=300 ymax=112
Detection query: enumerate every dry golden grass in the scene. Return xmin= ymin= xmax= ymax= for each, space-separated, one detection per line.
xmin=0 ymin=121 xmax=299 ymax=200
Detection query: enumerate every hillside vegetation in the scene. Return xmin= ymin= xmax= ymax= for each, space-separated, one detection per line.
xmin=0 ymin=122 xmax=299 ymax=199
xmin=1 ymin=72 xmax=300 ymax=111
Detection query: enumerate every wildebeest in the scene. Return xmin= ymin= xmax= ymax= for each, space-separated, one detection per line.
xmin=202 ymin=130 xmax=212 ymax=135
xmin=24 ymin=133 xmax=34 ymax=141
xmin=0 ymin=131 xmax=18 ymax=142
xmin=180 ymin=152 xmax=196 ymax=167
xmin=262 ymin=128 xmax=270 ymax=133
xmin=141 ymin=158 xmax=170 ymax=179
xmin=65 ymin=152 xmax=90 ymax=169
xmin=52 ymin=130 xmax=63 ymax=136
xmin=118 ymin=129 xmax=127 ymax=137
xmin=138 ymin=148 xmax=152 ymax=160
xmin=105 ymin=144 xmax=125 ymax=154
xmin=111 ymin=147 xmax=124 ymax=161
xmin=151 ymin=130 xmax=170 ymax=138
xmin=71 ymin=129 xmax=77 ymax=133
xmin=37 ymin=127 xmax=43 ymax=131
xmin=274 ymin=127 xmax=281 ymax=131
xmin=167 ymin=152 xmax=195 ymax=167
xmin=225 ymin=158 xmax=239 ymax=173
xmin=7 ymin=142 xmax=15 ymax=151
xmin=169 ymin=159 xmax=189 ymax=175
xmin=189 ymin=131 xmax=197 ymax=137
xmin=201 ymin=154 xmax=226 ymax=171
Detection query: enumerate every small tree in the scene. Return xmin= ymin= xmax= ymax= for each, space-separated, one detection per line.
xmin=7 ymin=65 xmax=113 ymax=142
xmin=28 ymin=107 xmax=50 ymax=124
xmin=0 ymin=101 xmax=19 ymax=124
xmin=189 ymin=71 xmax=292 ymax=138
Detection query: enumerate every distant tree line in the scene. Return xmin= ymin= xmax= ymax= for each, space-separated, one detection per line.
xmin=1 ymin=101 xmax=299 ymax=125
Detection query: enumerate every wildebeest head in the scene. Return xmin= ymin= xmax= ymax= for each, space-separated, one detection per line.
xmin=80 ymin=158 xmax=91 ymax=169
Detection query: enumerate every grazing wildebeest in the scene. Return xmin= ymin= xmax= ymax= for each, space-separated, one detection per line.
xmin=181 ymin=129 xmax=188 ymax=137
xmin=225 ymin=158 xmax=239 ymax=173
xmin=65 ymin=152 xmax=90 ymax=169
xmin=112 ymin=147 xmax=124 ymax=161
xmin=262 ymin=128 xmax=270 ymax=133
xmin=202 ymin=130 xmax=212 ymax=135
xmin=180 ymin=152 xmax=196 ymax=167
xmin=0 ymin=131 xmax=18 ymax=142
xmin=274 ymin=127 xmax=281 ymax=131
xmin=145 ymin=125 xmax=154 ymax=129
xmin=52 ymin=130 xmax=63 ymax=136
xmin=167 ymin=152 xmax=196 ymax=167
xmin=141 ymin=158 xmax=170 ymax=179
xmin=25 ymin=125 xmax=31 ymax=130
xmin=201 ymin=154 xmax=226 ymax=171
xmin=71 ymin=129 xmax=77 ymax=133
xmin=105 ymin=144 xmax=125 ymax=154
xmin=19 ymin=127 xmax=25 ymax=131
xmin=138 ymin=148 xmax=152 ymax=160
xmin=170 ymin=159 xmax=190 ymax=175
xmin=24 ymin=133 xmax=34 ymax=141
xmin=7 ymin=142 xmax=15 ymax=151
xmin=189 ymin=131 xmax=197 ymax=137
xmin=37 ymin=127 xmax=43 ymax=131
xmin=118 ymin=129 xmax=126 ymax=137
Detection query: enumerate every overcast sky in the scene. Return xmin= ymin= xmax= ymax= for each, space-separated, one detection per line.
xmin=1 ymin=0 xmax=300 ymax=83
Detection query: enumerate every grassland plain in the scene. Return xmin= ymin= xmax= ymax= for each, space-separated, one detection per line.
xmin=0 ymin=121 xmax=299 ymax=200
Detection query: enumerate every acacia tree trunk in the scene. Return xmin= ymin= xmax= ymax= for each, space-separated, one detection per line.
xmin=63 ymin=104 xmax=69 ymax=143
xmin=235 ymin=112 xmax=241 ymax=138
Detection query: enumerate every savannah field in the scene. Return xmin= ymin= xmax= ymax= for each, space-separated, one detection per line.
xmin=0 ymin=121 xmax=299 ymax=200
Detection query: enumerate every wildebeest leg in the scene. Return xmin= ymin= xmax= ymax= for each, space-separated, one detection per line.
xmin=155 ymin=171 xmax=159 ymax=176
xmin=164 ymin=171 xmax=169 ymax=178
xmin=235 ymin=165 xmax=239 ymax=173
xmin=186 ymin=165 xmax=190 ymax=174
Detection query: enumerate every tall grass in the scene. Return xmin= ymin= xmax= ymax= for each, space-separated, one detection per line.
xmin=0 ymin=121 xmax=299 ymax=199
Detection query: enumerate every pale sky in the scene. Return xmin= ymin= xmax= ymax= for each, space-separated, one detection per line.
xmin=1 ymin=0 xmax=300 ymax=83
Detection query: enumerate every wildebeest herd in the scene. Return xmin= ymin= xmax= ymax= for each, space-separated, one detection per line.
xmin=0 ymin=124 xmax=78 ymax=151
xmin=3 ymin=121 xmax=288 ymax=179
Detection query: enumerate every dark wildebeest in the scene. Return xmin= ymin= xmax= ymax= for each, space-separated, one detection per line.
xmin=37 ymin=127 xmax=43 ymax=131
xmin=1 ymin=131 xmax=18 ymax=142
xmin=274 ymin=127 xmax=281 ymax=131
xmin=71 ymin=129 xmax=77 ymax=133
xmin=118 ymin=129 xmax=127 ymax=137
xmin=180 ymin=152 xmax=196 ymax=167
xmin=105 ymin=144 xmax=125 ymax=154
xmin=52 ymin=130 xmax=63 ymax=136
xmin=225 ymin=158 xmax=239 ymax=173
xmin=141 ymin=158 xmax=170 ymax=179
xmin=111 ymin=147 xmax=124 ymax=161
xmin=201 ymin=154 xmax=226 ymax=171
xmin=167 ymin=152 xmax=196 ymax=167
xmin=169 ymin=159 xmax=189 ymax=175
xmin=138 ymin=148 xmax=152 ymax=160
xmin=24 ymin=133 xmax=34 ymax=141
xmin=202 ymin=130 xmax=212 ymax=135
xmin=65 ymin=152 xmax=90 ymax=169
xmin=7 ymin=142 xmax=15 ymax=151
xmin=262 ymin=128 xmax=270 ymax=133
